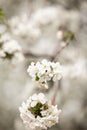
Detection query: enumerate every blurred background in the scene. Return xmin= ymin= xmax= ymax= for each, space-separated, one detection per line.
xmin=0 ymin=0 xmax=87 ymax=130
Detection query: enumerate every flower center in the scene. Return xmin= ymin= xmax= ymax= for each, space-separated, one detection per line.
xmin=29 ymin=102 xmax=48 ymax=118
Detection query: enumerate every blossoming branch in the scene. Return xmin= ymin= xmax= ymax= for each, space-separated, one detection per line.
xmin=19 ymin=93 xmax=61 ymax=130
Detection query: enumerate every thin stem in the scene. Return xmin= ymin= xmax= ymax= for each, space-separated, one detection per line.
xmin=51 ymin=41 xmax=70 ymax=61
xmin=23 ymin=41 xmax=70 ymax=60
xmin=52 ymin=80 xmax=61 ymax=105
xmin=51 ymin=41 xmax=71 ymax=105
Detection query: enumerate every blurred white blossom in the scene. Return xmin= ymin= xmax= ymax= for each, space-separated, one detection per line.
xmin=8 ymin=7 xmax=59 ymax=40
xmin=31 ymin=7 xmax=58 ymax=26
xmin=27 ymin=59 xmax=62 ymax=89
xmin=0 ymin=24 xmax=7 ymax=34
xmin=0 ymin=33 xmax=11 ymax=43
xmin=0 ymin=50 xmax=6 ymax=58
xmin=9 ymin=14 xmax=41 ymax=40
xmin=0 ymin=33 xmax=24 ymax=63
xmin=2 ymin=40 xmax=21 ymax=53
xmin=56 ymin=30 xmax=64 ymax=40
xmin=19 ymin=93 xmax=61 ymax=130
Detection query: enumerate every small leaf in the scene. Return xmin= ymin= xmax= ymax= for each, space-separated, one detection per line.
xmin=0 ymin=8 xmax=4 ymax=20
xmin=64 ymin=31 xmax=75 ymax=41
xmin=35 ymin=75 xmax=39 ymax=81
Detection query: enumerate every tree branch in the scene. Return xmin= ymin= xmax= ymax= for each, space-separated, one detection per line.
xmin=52 ymin=80 xmax=61 ymax=105
xmin=51 ymin=40 xmax=71 ymax=105
xmin=51 ymin=41 xmax=70 ymax=61
xmin=23 ymin=51 xmax=52 ymax=59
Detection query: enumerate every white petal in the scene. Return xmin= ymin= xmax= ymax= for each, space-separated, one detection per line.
xmin=31 ymin=101 xmax=37 ymax=107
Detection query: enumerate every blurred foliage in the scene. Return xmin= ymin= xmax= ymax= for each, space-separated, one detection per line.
xmin=5 ymin=52 xmax=14 ymax=60
xmin=64 ymin=31 xmax=75 ymax=41
xmin=0 ymin=8 xmax=4 ymax=21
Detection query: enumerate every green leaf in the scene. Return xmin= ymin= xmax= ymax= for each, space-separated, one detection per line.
xmin=64 ymin=31 xmax=75 ymax=41
xmin=0 ymin=8 xmax=4 ymax=20
xmin=35 ymin=75 xmax=40 ymax=81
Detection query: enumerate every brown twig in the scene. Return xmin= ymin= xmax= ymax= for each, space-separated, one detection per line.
xmin=51 ymin=41 xmax=70 ymax=61
xmin=23 ymin=51 xmax=52 ymax=59
xmin=51 ymin=41 xmax=71 ymax=105
xmin=52 ymin=81 xmax=58 ymax=105
xmin=23 ymin=40 xmax=70 ymax=61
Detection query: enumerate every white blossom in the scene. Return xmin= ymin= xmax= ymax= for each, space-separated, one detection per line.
xmin=8 ymin=7 xmax=58 ymax=40
xmin=19 ymin=93 xmax=61 ymax=130
xmin=0 ymin=50 xmax=6 ymax=58
xmin=9 ymin=14 xmax=41 ymax=39
xmin=0 ymin=24 xmax=7 ymax=34
xmin=56 ymin=30 xmax=64 ymax=40
xmin=31 ymin=7 xmax=58 ymax=26
xmin=0 ymin=33 xmax=11 ymax=43
xmin=0 ymin=33 xmax=24 ymax=63
xmin=2 ymin=40 xmax=21 ymax=54
xmin=27 ymin=59 xmax=62 ymax=89
xmin=11 ymin=52 xmax=24 ymax=64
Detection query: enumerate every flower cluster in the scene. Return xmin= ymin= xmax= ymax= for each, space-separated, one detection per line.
xmin=27 ymin=59 xmax=62 ymax=89
xmin=9 ymin=7 xmax=58 ymax=40
xmin=9 ymin=14 xmax=41 ymax=40
xmin=31 ymin=7 xmax=58 ymax=26
xmin=0 ymin=33 xmax=24 ymax=63
xmin=19 ymin=93 xmax=61 ymax=130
